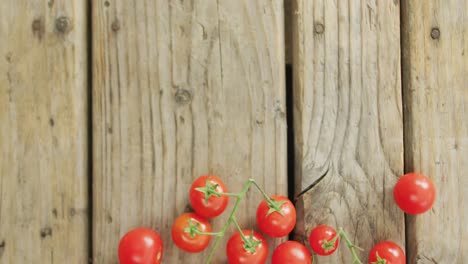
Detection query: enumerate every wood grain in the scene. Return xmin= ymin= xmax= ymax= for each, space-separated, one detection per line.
xmin=291 ymin=0 xmax=404 ymax=262
xmin=0 ymin=1 xmax=89 ymax=263
xmin=402 ymin=0 xmax=468 ymax=263
xmin=92 ymin=0 xmax=286 ymax=263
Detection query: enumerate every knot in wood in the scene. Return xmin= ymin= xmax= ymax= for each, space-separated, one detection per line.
xmin=55 ymin=16 xmax=70 ymax=33
xmin=431 ymin=27 xmax=440 ymax=40
xmin=32 ymin=19 xmax=42 ymax=32
xmin=40 ymin=227 xmax=53 ymax=238
xmin=111 ymin=20 xmax=120 ymax=32
xmin=32 ymin=18 xmax=45 ymax=40
xmin=314 ymin=22 xmax=325 ymax=34
xmin=175 ymin=89 xmax=192 ymax=104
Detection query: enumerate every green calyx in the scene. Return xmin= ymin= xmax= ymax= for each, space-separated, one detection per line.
xmin=322 ymin=240 xmax=337 ymax=253
xmin=241 ymin=232 xmax=262 ymax=254
xmin=266 ymin=198 xmax=285 ymax=216
xmin=195 ymin=180 xmax=220 ymax=204
xmin=322 ymin=235 xmax=339 ymax=253
xmin=371 ymin=252 xmax=387 ymax=264
xmin=184 ymin=219 xmax=201 ymax=238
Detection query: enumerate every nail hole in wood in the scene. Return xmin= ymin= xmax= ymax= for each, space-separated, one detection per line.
xmin=431 ymin=27 xmax=440 ymax=40
xmin=314 ymin=22 xmax=324 ymax=34
xmin=175 ymin=89 xmax=192 ymax=104
xmin=104 ymin=1 xmax=110 ymax=7
xmin=49 ymin=118 xmax=55 ymax=127
xmin=55 ymin=16 xmax=70 ymax=33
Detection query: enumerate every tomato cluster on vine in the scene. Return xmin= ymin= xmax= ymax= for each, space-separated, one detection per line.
xmin=171 ymin=175 xmax=301 ymax=264
xmin=117 ymin=172 xmax=435 ymax=264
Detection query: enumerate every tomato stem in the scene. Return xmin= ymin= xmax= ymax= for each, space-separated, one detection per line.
xmin=337 ymin=228 xmax=364 ymax=264
xmin=217 ymin=192 xmax=241 ymax=198
xmin=204 ymin=179 xmax=256 ymax=264
xmin=251 ymin=180 xmax=274 ymax=203
xmin=194 ymin=230 xmax=223 ymax=237
xmin=232 ymin=218 xmax=261 ymax=254
xmin=232 ymin=218 xmax=244 ymax=236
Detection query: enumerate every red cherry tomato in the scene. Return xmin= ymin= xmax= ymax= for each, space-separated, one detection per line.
xmin=189 ymin=175 xmax=229 ymax=218
xmin=272 ymin=241 xmax=312 ymax=264
xmin=256 ymin=195 xmax=296 ymax=237
xmin=368 ymin=241 xmax=405 ymax=264
xmin=226 ymin=230 xmax=268 ymax=264
xmin=171 ymin=213 xmax=212 ymax=253
xmin=118 ymin=227 xmax=163 ymax=264
xmin=308 ymin=225 xmax=339 ymax=256
xmin=393 ymin=172 xmax=436 ymax=214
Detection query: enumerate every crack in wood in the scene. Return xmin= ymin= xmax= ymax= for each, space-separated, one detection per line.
xmin=295 ymin=162 xmax=331 ymax=200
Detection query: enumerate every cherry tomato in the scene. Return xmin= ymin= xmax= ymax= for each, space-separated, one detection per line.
xmin=118 ymin=227 xmax=163 ymax=264
xmin=308 ymin=225 xmax=339 ymax=256
xmin=189 ymin=175 xmax=229 ymax=218
xmin=368 ymin=241 xmax=405 ymax=264
xmin=272 ymin=241 xmax=312 ymax=264
xmin=393 ymin=172 xmax=436 ymax=214
xmin=226 ymin=230 xmax=268 ymax=264
xmin=256 ymin=195 xmax=296 ymax=237
xmin=171 ymin=213 xmax=212 ymax=253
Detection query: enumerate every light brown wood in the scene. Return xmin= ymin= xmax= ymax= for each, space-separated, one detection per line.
xmin=92 ymin=0 xmax=286 ymax=263
xmin=291 ymin=0 xmax=404 ymax=262
xmin=402 ymin=0 xmax=468 ymax=263
xmin=0 ymin=1 xmax=89 ymax=263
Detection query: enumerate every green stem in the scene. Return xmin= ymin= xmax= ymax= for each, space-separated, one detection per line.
xmin=217 ymin=192 xmax=241 ymax=198
xmin=232 ymin=217 xmax=243 ymax=233
xmin=231 ymin=217 xmax=249 ymax=243
xmin=204 ymin=179 xmax=255 ymax=264
xmin=251 ymin=180 xmax=274 ymax=203
xmin=194 ymin=230 xmax=223 ymax=237
xmin=337 ymin=228 xmax=364 ymax=264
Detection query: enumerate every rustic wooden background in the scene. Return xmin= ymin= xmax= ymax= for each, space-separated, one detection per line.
xmin=0 ymin=0 xmax=467 ymax=263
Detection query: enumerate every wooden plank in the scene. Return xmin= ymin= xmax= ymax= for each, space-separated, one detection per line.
xmin=92 ymin=0 xmax=286 ymax=263
xmin=402 ymin=0 xmax=468 ymax=262
xmin=0 ymin=1 xmax=89 ymax=263
xmin=291 ymin=0 xmax=404 ymax=262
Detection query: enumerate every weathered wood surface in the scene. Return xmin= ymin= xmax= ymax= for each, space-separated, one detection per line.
xmin=92 ymin=0 xmax=286 ymax=263
xmin=402 ymin=0 xmax=468 ymax=263
xmin=291 ymin=0 xmax=405 ymax=262
xmin=0 ymin=1 xmax=89 ymax=263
